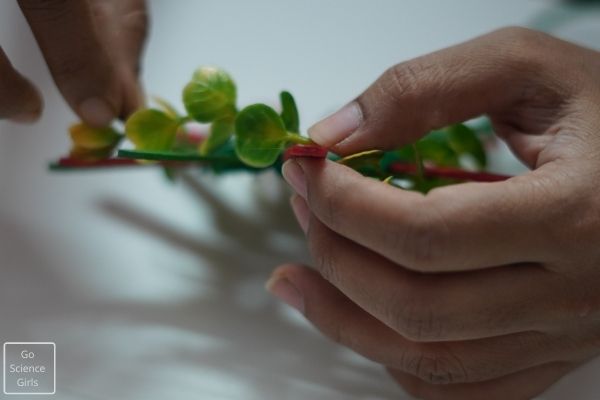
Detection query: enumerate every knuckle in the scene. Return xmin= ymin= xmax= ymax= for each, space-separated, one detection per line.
xmin=401 ymin=219 xmax=436 ymax=271
xmin=377 ymin=63 xmax=425 ymax=105
xmin=122 ymin=10 xmax=149 ymax=37
xmin=383 ymin=64 xmax=417 ymax=99
xmin=307 ymin=225 xmax=340 ymax=284
xmin=366 ymin=60 xmax=448 ymax=134
xmin=327 ymin=320 xmax=347 ymax=346
xmin=49 ymin=52 xmax=91 ymax=81
xmin=491 ymin=26 xmax=549 ymax=55
xmin=404 ymin=347 xmax=469 ymax=385
xmin=399 ymin=207 xmax=446 ymax=271
xmin=559 ymin=270 xmax=600 ymax=320
xmin=49 ymin=50 xmax=117 ymax=95
xmin=390 ymin=288 xmax=446 ymax=342
xmin=302 ymin=303 xmax=354 ymax=349
xmin=488 ymin=26 xmax=550 ymax=69
xmin=311 ymin=178 xmax=346 ymax=233
xmin=398 ymin=304 xmax=438 ymax=342
xmin=493 ymin=26 xmax=539 ymax=43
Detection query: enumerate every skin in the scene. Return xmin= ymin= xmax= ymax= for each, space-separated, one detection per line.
xmin=268 ymin=27 xmax=600 ymax=399
xmin=1 ymin=0 xmax=148 ymax=126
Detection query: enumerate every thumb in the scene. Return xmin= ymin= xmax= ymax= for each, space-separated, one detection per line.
xmin=308 ymin=27 xmax=559 ymax=155
xmin=0 ymin=47 xmax=43 ymax=122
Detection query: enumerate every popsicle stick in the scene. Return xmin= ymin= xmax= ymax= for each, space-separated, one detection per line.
xmin=283 ymin=144 xmax=329 ymax=161
xmin=50 ymin=157 xmax=144 ymax=170
xmin=50 ymin=149 xmax=512 ymax=182
xmin=388 ymin=162 xmax=512 ymax=182
xmin=49 ymin=157 xmax=190 ymax=171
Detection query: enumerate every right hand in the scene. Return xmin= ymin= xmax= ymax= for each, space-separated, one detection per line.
xmin=1 ymin=0 xmax=148 ymax=127
xmin=272 ymin=27 xmax=600 ymax=400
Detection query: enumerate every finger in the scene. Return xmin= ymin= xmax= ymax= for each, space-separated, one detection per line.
xmin=114 ymin=0 xmax=148 ymax=74
xmin=0 ymin=47 xmax=43 ymax=122
xmin=285 ymin=158 xmax=567 ymax=272
xmin=114 ymin=0 xmax=148 ymax=116
xmin=267 ymin=265 xmax=581 ymax=384
xmin=387 ymin=362 xmax=575 ymax=400
xmin=89 ymin=0 xmax=148 ymax=116
xmin=18 ymin=0 xmax=120 ymax=127
xmin=307 ymin=27 xmax=575 ymax=155
xmin=302 ymin=202 xmax=570 ymax=341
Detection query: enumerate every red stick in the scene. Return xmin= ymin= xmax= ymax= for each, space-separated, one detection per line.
xmin=55 ymin=152 xmax=512 ymax=183
xmin=177 ymin=132 xmax=206 ymax=146
xmin=283 ymin=144 xmax=329 ymax=161
xmin=55 ymin=158 xmax=190 ymax=168
xmin=281 ymin=144 xmax=511 ymax=182
xmin=57 ymin=158 xmax=141 ymax=168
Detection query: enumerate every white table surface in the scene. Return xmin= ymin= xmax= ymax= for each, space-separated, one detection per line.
xmin=1 ymin=1 xmax=600 ymax=399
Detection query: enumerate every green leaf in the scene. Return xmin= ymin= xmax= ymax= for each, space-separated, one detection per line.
xmin=152 ymin=96 xmax=182 ymax=119
xmin=182 ymin=66 xmax=237 ymax=122
xmin=280 ymin=91 xmax=300 ymax=133
xmin=234 ymin=104 xmax=287 ymax=168
xmin=338 ymin=150 xmax=385 ymax=178
xmin=446 ymin=123 xmax=487 ymax=168
xmin=379 ymin=147 xmax=415 ymax=173
xmin=416 ymin=130 xmax=460 ymax=167
xmin=162 ymin=166 xmax=178 ymax=183
xmin=199 ymin=117 xmax=234 ymax=155
xmin=69 ymin=145 xmax=116 ymax=161
xmin=69 ymin=123 xmax=122 ymax=150
xmin=412 ymin=177 xmax=456 ymax=194
xmin=125 ymin=109 xmax=180 ymax=151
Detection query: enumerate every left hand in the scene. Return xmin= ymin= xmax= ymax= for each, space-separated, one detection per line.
xmin=3 ymin=0 xmax=148 ymax=126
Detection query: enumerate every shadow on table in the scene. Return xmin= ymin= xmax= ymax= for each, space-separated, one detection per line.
xmin=3 ymin=170 xmax=599 ymax=400
xmin=0 ymin=170 xmax=402 ymax=399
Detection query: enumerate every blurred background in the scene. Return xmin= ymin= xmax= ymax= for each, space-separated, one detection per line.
xmin=1 ymin=0 xmax=600 ymax=399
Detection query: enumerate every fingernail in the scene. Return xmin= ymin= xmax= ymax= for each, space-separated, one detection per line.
xmin=9 ymin=110 xmax=40 ymax=124
xmin=265 ymin=274 xmax=305 ymax=313
xmin=308 ymin=101 xmax=362 ymax=146
xmin=282 ymin=159 xmax=307 ymax=198
xmin=78 ymin=97 xmax=115 ymax=127
xmin=290 ymin=194 xmax=309 ymax=234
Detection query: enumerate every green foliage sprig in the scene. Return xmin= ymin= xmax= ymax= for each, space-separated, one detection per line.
xmin=57 ymin=66 xmax=506 ymax=192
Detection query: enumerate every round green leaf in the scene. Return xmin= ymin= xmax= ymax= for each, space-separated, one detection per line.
xmin=182 ymin=66 xmax=237 ymax=122
xmin=234 ymin=104 xmax=287 ymax=168
xmin=69 ymin=145 xmax=116 ymax=161
xmin=69 ymin=123 xmax=122 ymax=150
xmin=199 ymin=117 xmax=234 ymax=156
xmin=446 ymin=123 xmax=487 ymax=168
xmin=125 ymin=109 xmax=179 ymax=151
xmin=280 ymin=91 xmax=300 ymax=133
xmin=152 ymin=96 xmax=181 ymax=119
xmin=416 ymin=130 xmax=460 ymax=167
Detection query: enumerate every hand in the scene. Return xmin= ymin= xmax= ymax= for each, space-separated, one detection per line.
xmin=267 ymin=27 xmax=600 ymax=400
xmin=1 ymin=0 xmax=148 ymax=126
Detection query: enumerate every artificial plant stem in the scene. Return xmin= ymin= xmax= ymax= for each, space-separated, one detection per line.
xmin=412 ymin=143 xmax=424 ymax=181
xmin=284 ymin=133 xmax=313 ymax=145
